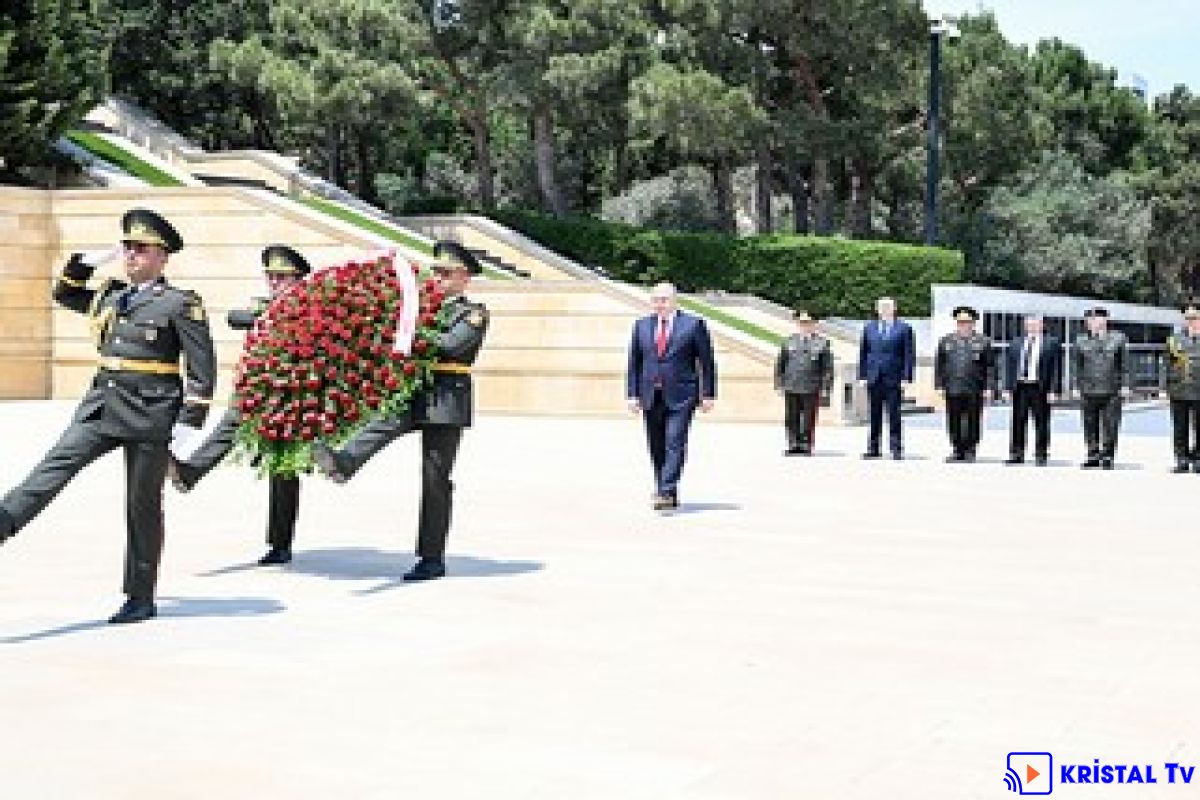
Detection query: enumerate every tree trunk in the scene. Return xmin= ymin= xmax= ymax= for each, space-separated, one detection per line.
xmin=754 ymin=137 xmax=773 ymax=234
xmin=713 ymin=158 xmax=736 ymax=234
xmin=532 ymin=101 xmax=567 ymax=217
xmin=847 ymin=158 xmax=875 ymax=239
xmin=356 ymin=128 xmax=377 ymax=205
xmin=812 ymin=155 xmax=834 ymax=235
xmin=326 ymin=125 xmax=340 ymax=184
xmin=786 ymin=156 xmax=810 ymax=234
xmin=471 ymin=111 xmax=495 ymax=210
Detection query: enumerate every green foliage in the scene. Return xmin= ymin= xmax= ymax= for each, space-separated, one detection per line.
xmin=975 ymin=150 xmax=1151 ymax=301
xmin=496 ymin=210 xmax=962 ymax=317
xmin=0 ymin=0 xmax=104 ymax=176
xmin=64 ymin=130 xmax=184 ymax=187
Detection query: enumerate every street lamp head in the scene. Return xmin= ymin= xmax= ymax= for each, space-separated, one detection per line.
xmin=930 ymin=17 xmax=961 ymax=40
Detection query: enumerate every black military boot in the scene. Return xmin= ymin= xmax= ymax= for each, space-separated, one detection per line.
xmin=1081 ymin=458 xmax=1102 ymax=469
xmin=1173 ymin=461 xmax=1191 ymax=474
xmin=0 ymin=506 xmax=15 ymax=543
xmin=258 ymin=547 xmax=292 ymax=566
xmin=403 ymin=558 xmax=446 ymax=582
xmin=1100 ymin=457 xmax=1115 ymax=470
xmin=311 ymin=443 xmax=350 ymax=484
xmin=109 ymin=596 xmax=157 ymax=624
xmin=166 ymin=456 xmax=199 ymax=493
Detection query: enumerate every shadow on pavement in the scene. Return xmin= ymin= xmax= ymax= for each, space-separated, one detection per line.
xmin=1 ymin=595 xmax=285 ymax=644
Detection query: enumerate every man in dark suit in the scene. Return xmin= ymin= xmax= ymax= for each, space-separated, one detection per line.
xmin=626 ymin=282 xmax=717 ymax=510
xmin=0 ymin=209 xmax=216 ymax=624
xmin=857 ymin=296 xmax=915 ymax=459
xmin=1003 ymin=315 xmax=1062 ymax=466
xmin=169 ymin=245 xmax=311 ymax=565
xmin=312 ymin=241 xmax=488 ymax=582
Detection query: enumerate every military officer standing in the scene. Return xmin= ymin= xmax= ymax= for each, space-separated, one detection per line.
xmin=774 ymin=310 xmax=833 ymax=456
xmin=0 ymin=209 xmax=215 ymax=624
xmin=1072 ymin=307 xmax=1131 ymax=469
xmin=169 ymin=246 xmax=310 ymax=565
xmin=1165 ymin=304 xmax=1200 ymax=473
xmin=934 ymin=306 xmax=996 ymax=462
xmin=311 ymin=240 xmax=488 ymax=582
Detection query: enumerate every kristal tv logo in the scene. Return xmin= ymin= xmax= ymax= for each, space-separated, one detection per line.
xmin=1006 ymin=752 xmax=1053 ymax=795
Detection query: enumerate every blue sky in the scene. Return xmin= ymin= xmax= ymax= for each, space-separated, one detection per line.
xmin=922 ymin=0 xmax=1198 ymax=96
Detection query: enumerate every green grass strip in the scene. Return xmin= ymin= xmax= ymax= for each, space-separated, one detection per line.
xmin=677 ymin=296 xmax=785 ymax=347
xmin=65 ymin=130 xmax=185 ymax=187
xmin=296 ymin=194 xmax=511 ymax=280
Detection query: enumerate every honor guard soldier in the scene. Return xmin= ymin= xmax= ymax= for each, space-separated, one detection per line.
xmin=0 ymin=209 xmax=215 ymax=624
xmin=1073 ymin=307 xmax=1131 ymax=470
xmin=1166 ymin=304 xmax=1200 ymax=473
xmin=935 ymin=306 xmax=996 ymax=462
xmin=169 ymin=246 xmax=310 ymax=564
xmin=311 ymin=240 xmax=488 ymax=582
xmin=774 ymin=310 xmax=833 ymax=456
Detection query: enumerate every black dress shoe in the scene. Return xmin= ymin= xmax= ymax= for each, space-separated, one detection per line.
xmin=403 ymin=558 xmax=446 ymax=582
xmin=783 ymin=447 xmax=802 ymax=456
xmin=1081 ymin=459 xmax=1101 ymax=469
xmin=964 ymin=450 xmax=977 ymax=463
xmin=167 ymin=457 xmax=197 ymax=493
xmin=945 ymin=453 xmax=962 ymax=463
xmin=799 ymin=447 xmax=813 ymax=456
xmin=862 ymin=451 xmax=881 ymax=460
xmin=1101 ymin=458 xmax=1115 ymax=470
xmin=891 ymin=451 xmax=904 ymax=461
xmin=258 ymin=548 xmax=293 ymax=565
xmin=1004 ymin=456 xmax=1024 ymax=465
xmin=1034 ymin=455 xmax=1048 ymax=466
xmin=1192 ymin=460 xmax=1200 ymax=474
xmin=108 ymin=597 xmax=156 ymax=625
xmin=311 ymin=443 xmax=349 ymax=484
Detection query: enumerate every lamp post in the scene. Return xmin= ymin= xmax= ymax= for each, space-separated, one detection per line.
xmin=925 ymin=18 xmax=958 ymax=246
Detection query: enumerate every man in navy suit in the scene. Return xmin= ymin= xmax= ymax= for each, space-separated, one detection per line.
xmin=857 ymin=296 xmax=915 ymax=459
xmin=1003 ymin=315 xmax=1062 ymax=466
xmin=626 ymin=283 xmax=717 ymax=510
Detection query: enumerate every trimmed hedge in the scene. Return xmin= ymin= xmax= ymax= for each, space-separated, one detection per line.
xmin=492 ymin=210 xmax=963 ymax=318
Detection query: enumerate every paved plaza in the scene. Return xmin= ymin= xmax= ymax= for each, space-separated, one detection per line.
xmin=0 ymin=400 xmax=1194 ymax=798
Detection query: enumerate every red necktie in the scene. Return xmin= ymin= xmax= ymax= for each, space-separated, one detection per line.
xmin=655 ymin=317 xmax=668 ymax=357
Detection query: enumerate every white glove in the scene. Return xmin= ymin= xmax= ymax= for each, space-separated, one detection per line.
xmin=169 ymin=423 xmax=204 ymax=462
xmin=81 ymin=245 xmax=123 ymax=268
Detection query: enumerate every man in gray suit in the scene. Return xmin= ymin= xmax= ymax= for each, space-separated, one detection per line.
xmin=1073 ymin=307 xmax=1131 ymax=470
xmin=312 ymin=241 xmax=488 ymax=581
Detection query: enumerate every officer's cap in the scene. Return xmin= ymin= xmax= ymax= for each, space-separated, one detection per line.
xmin=432 ymin=240 xmax=483 ymax=276
xmin=952 ymin=305 xmax=979 ymax=322
xmin=121 ymin=208 xmax=183 ymax=254
xmin=1084 ymin=307 xmax=1110 ymax=319
xmin=261 ymin=245 xmax=311 ymax=277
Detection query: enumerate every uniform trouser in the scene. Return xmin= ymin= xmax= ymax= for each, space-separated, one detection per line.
xmin=1010 ymin=382 xmax=1051 ymax=458
xmin=783 ymin=392 xmax=820 ymax=451
xmin=867 ymin=384 xmax=903 ymax=455
xmin=1081 ymin=393 xmax=1122 ymax=459
xmin=0 ymin=420 xmax=168 ymax=598
xmin=944 ymin=393 xmax=983 ymax=456
xmin=337 ymin=413 xmax=464 ymax=561
xmin=181 ymin=409 xmax=300 ymax=550
xmin=1170 ymin=399 xmax=1200 ymax=461
xmin=643 ymin=390 xmax=695 ymax=498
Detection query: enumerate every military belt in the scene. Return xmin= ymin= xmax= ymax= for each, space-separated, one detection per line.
xmin=98 ymin=356 xmax=180 ymax=376
xmin=433 ymin=363 xmax=472 ymax=374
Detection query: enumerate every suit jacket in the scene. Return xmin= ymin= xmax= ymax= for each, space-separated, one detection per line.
xmin=1004 ymin=335 xmax=1062 ymax=394
xmin=857 ymin=319 xmax=915 ymax=388
xmin=53 ymin=254 xmax=216 ymax=441
xmin=626 ymin=311 xmax=717 ymax=411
